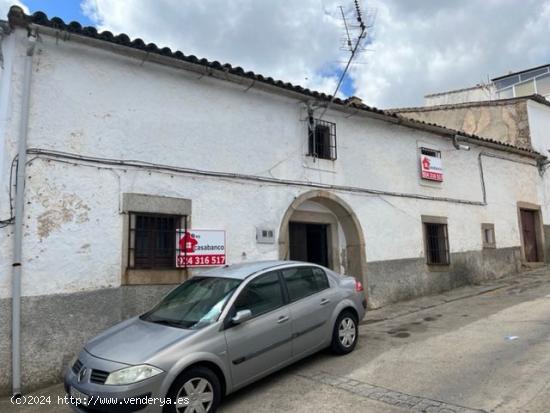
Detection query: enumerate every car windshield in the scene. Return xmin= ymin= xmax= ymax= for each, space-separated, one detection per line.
xmin=140 ymin=277 xmax=241 ymax=330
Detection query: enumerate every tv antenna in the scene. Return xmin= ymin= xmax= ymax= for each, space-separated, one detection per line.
xmin=317 ymin=0 xmax=373 ymax=120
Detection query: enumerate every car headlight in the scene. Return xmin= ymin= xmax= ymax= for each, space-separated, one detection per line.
xmin=105 ymin=365 xmax=163 ymax=385
xmin=67 ymin=355 xmax=78 ymax=372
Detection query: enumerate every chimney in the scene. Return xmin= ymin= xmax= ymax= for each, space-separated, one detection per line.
xmin=343 ymin=96 xmax=364 ymax=106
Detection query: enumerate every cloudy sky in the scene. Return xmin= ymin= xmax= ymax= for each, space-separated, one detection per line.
xmin=3 ymin=0 xmax=550 ymax=108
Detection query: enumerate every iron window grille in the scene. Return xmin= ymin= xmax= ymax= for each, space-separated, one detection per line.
xmin=424 ymin=223 xmax=450 ymax=265
xmin=308 ymin=117 xmax=337 ymax=160
xmin=128 ymin=213 xmax=187 ymax=269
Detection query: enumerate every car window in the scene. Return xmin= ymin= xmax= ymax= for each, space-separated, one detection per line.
xmin=234 ymin=271 xmax=284 ymax=317
xmin=282 ymin=267 xmax=329 ymax=302
xmin=312 ymin=267 xmax=330 ymax=290
xmin=141 ymin=277 xmax=241 ymax=329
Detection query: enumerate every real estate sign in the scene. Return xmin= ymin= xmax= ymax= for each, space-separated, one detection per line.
xmin=420 ymin=154 xmax=443 ymax=182
xmin=176 ymin=229 xmax=226 ymax=267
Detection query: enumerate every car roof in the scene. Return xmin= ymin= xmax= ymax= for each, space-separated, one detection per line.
xmin=196 ymin=260 xmax=309 ymax=280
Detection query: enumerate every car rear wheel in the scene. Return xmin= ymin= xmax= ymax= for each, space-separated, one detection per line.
xmin=330 ymin=311 xmax=358 ymax=355
xmin=164 ymin=366 xmax=221 ymax=413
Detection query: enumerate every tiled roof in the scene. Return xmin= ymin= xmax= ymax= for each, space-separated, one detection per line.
xmin=7 ymin=7 xmax=390 ymax=114
xmin=6 ymin=6 xmax=542 ymax=158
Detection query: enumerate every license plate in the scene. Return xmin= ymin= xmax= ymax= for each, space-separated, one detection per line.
xmin=70 ymin=386 xmax=89 ymax=406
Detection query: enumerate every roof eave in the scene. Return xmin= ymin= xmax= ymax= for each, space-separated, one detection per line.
xmin=8 ymin=6 xmax=542 ymax=160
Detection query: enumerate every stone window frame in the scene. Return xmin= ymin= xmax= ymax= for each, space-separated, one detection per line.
xmin=121 ymin=193 xmax=192 ymax=285
xmin=421 ymin=215 xmax=451 ymax=270
xmin=481 ymin=223 xmax=496 ymax=249
xmin=307 ymin=117 xmax=337 ymax=161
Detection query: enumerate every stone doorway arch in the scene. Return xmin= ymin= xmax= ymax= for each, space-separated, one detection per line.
xmin=278 ymin=190 xmax=367 ymax=286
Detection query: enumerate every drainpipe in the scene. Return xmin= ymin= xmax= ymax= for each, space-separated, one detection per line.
xmin=11 ymin=32 xmax=36 ymax=398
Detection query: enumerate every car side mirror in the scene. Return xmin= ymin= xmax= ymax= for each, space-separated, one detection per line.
xmin=231 ymin=309 xmax=252 ymax=325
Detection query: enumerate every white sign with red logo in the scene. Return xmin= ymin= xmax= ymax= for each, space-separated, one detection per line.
xmin=176 ymin=229 xmax=226 ymax=267
xmin=420 ymin=155 xmax=443 ymax=182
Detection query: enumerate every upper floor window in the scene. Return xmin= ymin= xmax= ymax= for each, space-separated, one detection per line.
xmin=494 ymin=65 xmax=550 ymax=99
xmin=128 ymin=213 xmax=184 ymax=269
xmin=420 ymin=147 xmax=443 ymax=182
xmin=308 ymin=117 xmax=337 ymax=160
xmin=421 ymin=147 xmax=441 ymax=158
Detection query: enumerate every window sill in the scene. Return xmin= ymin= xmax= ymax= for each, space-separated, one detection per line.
xmin=306 ymin=154 xmax=336 ymax=161
xmin=123 ymin=268 xmax=188 ymax=285
xmin=426 ymin=263 xmax=452 ymax=272
xmin=303 ymin=155 xmax=337 ymax=173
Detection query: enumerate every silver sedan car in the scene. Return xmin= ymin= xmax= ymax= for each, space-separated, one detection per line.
xmin=64 ymin=261 xmax=366 ymax=413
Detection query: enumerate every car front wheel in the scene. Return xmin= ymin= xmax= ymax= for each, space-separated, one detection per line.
xmin=164 ymin=366 xmax=221 ymax=413
xmin=330 ymin=311 xmax=358 ymax=354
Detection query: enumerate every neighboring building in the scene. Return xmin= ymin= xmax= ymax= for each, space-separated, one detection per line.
xmin=392 ymin=76 xmax=550 ymax=293
xmin=391 ymin=94 xmax=550 ymax=155
xmin=424 ymin=64 xmax=550 ymax=106
xmin=1 ymin=7 xmax=549 ymax=394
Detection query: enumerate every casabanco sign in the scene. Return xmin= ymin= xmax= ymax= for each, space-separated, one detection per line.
xmin=420 ymin=154 xmax=443 ymax=181
xmin=176 ymin=230 xmax=226 ymax=267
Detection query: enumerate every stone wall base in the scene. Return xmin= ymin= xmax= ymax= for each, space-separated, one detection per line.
xmin=0 ymin=285 xmax=173 ymax=395
xmin=366 ymin=247 xmax=521 ymax=308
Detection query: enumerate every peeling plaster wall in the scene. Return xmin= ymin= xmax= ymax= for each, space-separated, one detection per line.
xmin=0 ymin=28 xmax=543 ymax=301
xmin=397 ymin=101 xmax=532 ymax=150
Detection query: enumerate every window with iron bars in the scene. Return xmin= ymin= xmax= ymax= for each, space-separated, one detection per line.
xmin=128 ymin=213 xmax=187 ymax=269
xmin=308 ymin=117 xmax=337 ymax=160
xmin=424 ymin=222 xmax=450 ymax=265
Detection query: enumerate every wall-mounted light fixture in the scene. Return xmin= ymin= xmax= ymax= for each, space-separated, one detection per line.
xmin=453 ymin=134 xmax=471 ymax=151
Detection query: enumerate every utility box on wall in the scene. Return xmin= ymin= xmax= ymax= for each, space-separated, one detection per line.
xmin=256 ymin=228 xmax=275 ymax=244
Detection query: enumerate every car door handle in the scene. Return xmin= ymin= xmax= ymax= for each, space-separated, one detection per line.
xmin=277 ymin=315 xmax=289 ymax=324
xmin=320 ymin=298 xmax=331 ymax=306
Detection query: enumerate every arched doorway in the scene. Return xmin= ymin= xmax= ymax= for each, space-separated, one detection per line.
xmin=278 ymin=190 xmax=367 ymax=286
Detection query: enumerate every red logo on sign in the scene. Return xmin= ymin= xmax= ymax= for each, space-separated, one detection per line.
xmin=422 ymin=157 xmax=431 ymax=170
xmin=179 ymin=231 xmax=198 ymax=253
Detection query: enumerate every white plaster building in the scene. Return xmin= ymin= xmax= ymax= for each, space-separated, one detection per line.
xmin=0 ymin=7 xmax=548 ymax=394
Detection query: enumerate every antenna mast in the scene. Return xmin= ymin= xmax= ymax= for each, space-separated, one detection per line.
xmin=318 ymin=0 xmax=369 ymax=120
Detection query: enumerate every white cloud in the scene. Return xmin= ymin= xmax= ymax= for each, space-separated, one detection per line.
xmin=81 ymin=0 xmax=358 ymax=95
xmin=0 ymin=0 xmax=28 ymax=17
xmin=79 ymin=1 xmax=550 ymax=108
xmin=352 ymin=0 xmax=550 ymax=107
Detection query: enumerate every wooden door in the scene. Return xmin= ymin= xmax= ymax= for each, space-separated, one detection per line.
xmin=520 ymin=209 xmax=539 ymax=262
xmin=289 ymin=222 xmax=329 ymax=267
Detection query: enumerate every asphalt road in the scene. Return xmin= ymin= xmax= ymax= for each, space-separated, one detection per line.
xmin=3 ymin=267 xmax=550 ymax=413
